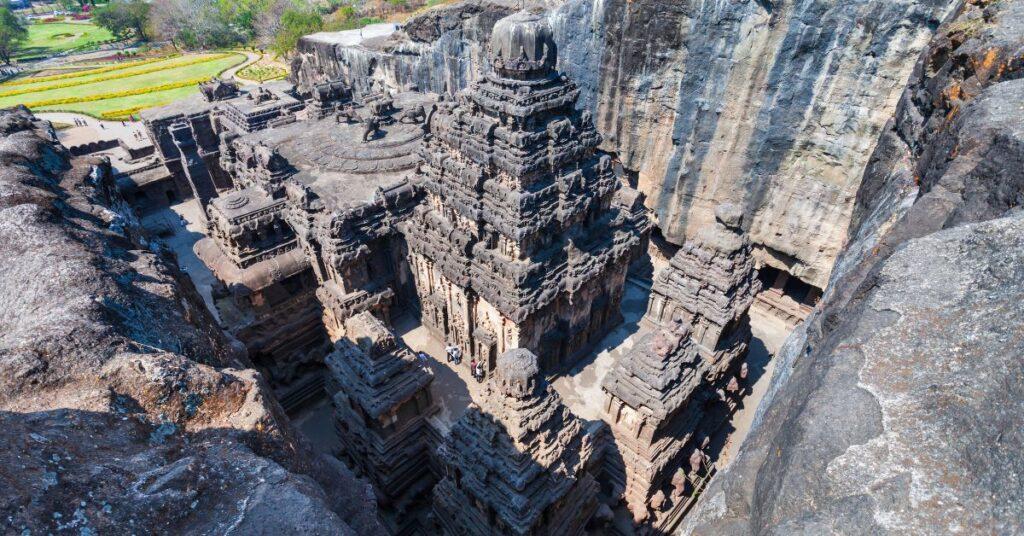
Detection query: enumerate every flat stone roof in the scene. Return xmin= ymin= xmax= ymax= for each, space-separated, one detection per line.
xmin=236 ymin=92 xmax=434 ymax=209
xmin=220 ymin=81 xmax=300 ymax=115
xmin=303 ymin=23 xmax=400 ymax=49
xmin=209 ymin=186 xmax=282 ymax=220
xmin=140 ymin=92 xmax=213 ymax=121
xmin=141 ymin=81 xmax=298 ymax=122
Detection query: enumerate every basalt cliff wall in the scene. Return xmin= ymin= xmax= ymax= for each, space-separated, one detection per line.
xmin=683 ymin=1 xmax=1024 ymax=533
xmin=0 ymin=107 xmax=384 ymax=535
xmin=293 ymin=0 xmax=956 ymax=287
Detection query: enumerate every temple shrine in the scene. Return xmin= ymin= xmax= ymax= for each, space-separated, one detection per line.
xmin=432 ymin=348 xmax=604 ymax=535
xmin=601 ymin=204 xmax=761 ymax=530
xmin=400 ymin=10 xmax=650 ymax=374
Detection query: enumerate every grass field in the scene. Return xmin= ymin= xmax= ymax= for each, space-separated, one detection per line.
xmin=16 ymin=22 xmax=117 ymax=60
xmin=0 ymin=53 xmax=246 ymax=117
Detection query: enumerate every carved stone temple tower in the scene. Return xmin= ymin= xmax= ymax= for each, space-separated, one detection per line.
xmin=432 ymin=348 xmax=602 ymax=536
xmin=324 ymin=312 xmax=438 ymax=532
xmin=400 ymin=10 xmax=650 ymax=373
xmin=643 ymin=203 xmax=761 ymax=365
xmin=601 ymin=203 xmax=761 ymax=530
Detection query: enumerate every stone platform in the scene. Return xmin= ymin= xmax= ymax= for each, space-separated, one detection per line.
xmin=236 ymin=92 xmax=435 ymax=208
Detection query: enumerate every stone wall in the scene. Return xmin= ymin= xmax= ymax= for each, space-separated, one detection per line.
xmin=292 ymin=0 xmax=956 ymax=288
xmin=682 ymin=1 xmax=1024 ymax=532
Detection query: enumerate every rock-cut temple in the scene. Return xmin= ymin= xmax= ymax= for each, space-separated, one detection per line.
xmin=401 ymin=10 xmax=650 ymax=373
xmin=116 ymin=8 xmax=770 ymax=535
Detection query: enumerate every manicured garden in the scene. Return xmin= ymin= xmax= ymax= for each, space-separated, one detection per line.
xmin=236 ymin=62 xmax=288 ymax=83
xmin=1 ymin=52 xmax=246 ymax=119
xmin=15 ymin=21 xmax=118 ymax=60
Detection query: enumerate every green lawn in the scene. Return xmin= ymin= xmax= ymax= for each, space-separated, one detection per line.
xmin=7 ymin=54 xmax=218 ymax=93
xmin=44 ymin=85 xmax=202 ymax=116
xmin=16 ymin=22 xmax=117 ymax=60
xmin=0 ymin=53 xmax=245 ymax=117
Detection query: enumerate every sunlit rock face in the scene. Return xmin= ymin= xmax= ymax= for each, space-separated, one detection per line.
xmin=682 ymin=1 xmax=1024 ymax=533
xmin=292 ymin=0 xmax=954 ymax=288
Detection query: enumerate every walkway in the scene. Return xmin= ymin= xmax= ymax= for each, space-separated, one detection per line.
xmin=140 ymin=201 xmax=223 ymax=325
xmin=36 ymin=111 xmax=149 ymax=150
xmin=221 ymin=50 xmax=262 ymax=85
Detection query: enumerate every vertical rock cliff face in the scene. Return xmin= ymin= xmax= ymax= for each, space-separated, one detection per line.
xmin=0 ymin=107 xmax=385 ymax=535
xmin=293 ymin=0 xmax=954 ymax=287
xmin=682 ymin=1 xmax=1024 ymax=533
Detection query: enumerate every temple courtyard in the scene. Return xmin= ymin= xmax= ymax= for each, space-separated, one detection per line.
xmin=147 ymin=197 xmax=791 ymax=471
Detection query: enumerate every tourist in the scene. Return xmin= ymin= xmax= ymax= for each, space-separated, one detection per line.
xmin=445 ymin=343 xmax=461 ymax=365
xmin=469 ymin=358 xmax=477 ymax=377
xmin=417 ymin=351 xmax=430 ymax=369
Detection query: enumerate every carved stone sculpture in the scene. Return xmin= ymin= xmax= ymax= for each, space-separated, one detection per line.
xmin=432 ymin=348 xmax=603 ymax=535
xmin=363 ymin=115 xmax=381 ymax=142
xmin=399 ymin=10 xmax=651 ymax=373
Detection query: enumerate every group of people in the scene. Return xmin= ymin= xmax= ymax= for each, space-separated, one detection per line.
xmin=411 ymin=343 xmax=485 ymax=383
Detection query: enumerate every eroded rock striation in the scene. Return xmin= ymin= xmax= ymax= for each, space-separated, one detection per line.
xmin=292 ymin=0 xmax=956 ymax=288
xmin=0 ymin=106 xmax=383 ymax=535
xmin=683 ymin=1 xmax=1024 ymax=533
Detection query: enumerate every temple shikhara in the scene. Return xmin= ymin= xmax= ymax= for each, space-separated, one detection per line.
xmin=602 ymin=203 xmax=761 ymax=531
xmin=401 ymin=10 xmax=650 ymax=373
xmin=433 ymin=348 xmax=602 ymax=535
xmin=107 ymin=8 xmax=773 ymax=535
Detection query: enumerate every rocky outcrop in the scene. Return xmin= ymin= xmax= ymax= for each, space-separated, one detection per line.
xmin=0 ymin=107 xmax=384 ymax=535
xmin=682 ymin=2 xmax=1024 ymax=533
xmin=293 ymin=0 xmax=956 ymax=288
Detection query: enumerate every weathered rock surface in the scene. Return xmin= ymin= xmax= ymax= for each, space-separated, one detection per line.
xmin=682 ymin=2 xmax=1024 ymax=533
xmin=0 ymin=107 xmax=384 ymax=535
xmin=293 ymin=0 xmax=956 ymax=287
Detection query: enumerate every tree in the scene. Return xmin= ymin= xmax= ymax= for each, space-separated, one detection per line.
xmin=94 ymin=0 xmax=151 ymax=41
xmin=56 ymin=0 xmax=79 ymax=13
xmin=215 ymin=0 xmax=272 ymax=40
xmin=271 ymin=7 xmax=322 ymax=56
xmin=150 ymin=0 xmax=245 ymax=50
xmin=0 ymin=8 xmax=28 ymax=65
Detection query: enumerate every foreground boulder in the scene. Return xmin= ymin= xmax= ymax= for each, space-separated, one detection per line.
xmin=0 ymin=106 xmax=384 ymax=535
xmin=683 ymin=1 xmax=1024 ymax=533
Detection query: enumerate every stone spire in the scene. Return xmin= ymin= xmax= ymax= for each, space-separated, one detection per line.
xmin=400 ymin=10 xmax=650 ymax=372
xmin=325 ymin=312 xmax=437 ymax=529
xmin=489 ymin=10 xmax=558 ymax=79
xmin=432 ymin=348 xmax=602 ymax=536
xmin=644 ymin=203 xmax=760 ymax=363
xmin=601 ymin=320 xmax=711 ymax=526
xmin=602 ymin=203 xmax=761 ymax=529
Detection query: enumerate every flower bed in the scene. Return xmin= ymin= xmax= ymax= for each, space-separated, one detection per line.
xmin=0 ymin=54 xmax=229 ymax=97
xmin=22 ymin=76 xmax=212 ymax=109
xmin=3 ymin=55 xmax=180 ymax=87
xmin=236 ymin=63 xmax=288 ymax=83
xmin=99 ymin=105 xmax=147 ymax=120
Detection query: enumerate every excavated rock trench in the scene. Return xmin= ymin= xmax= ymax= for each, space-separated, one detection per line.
xmin=3 ymin=0 xmax=1023 ymax=533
